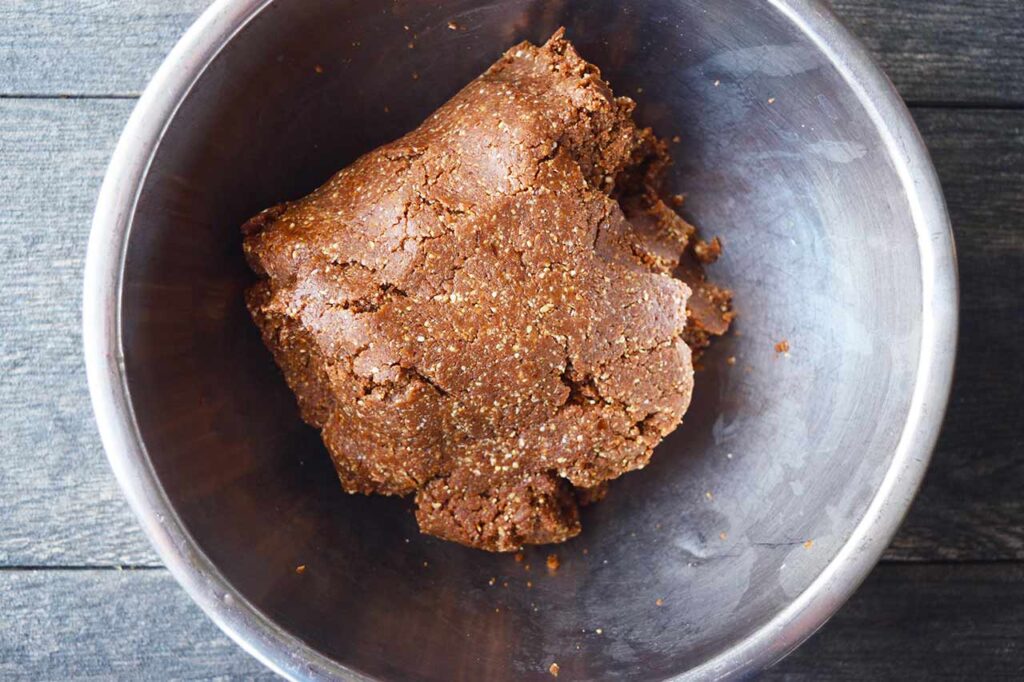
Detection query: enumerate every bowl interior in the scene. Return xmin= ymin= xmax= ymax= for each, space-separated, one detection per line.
xmin=120 ymin=0 xmax=923 ymax=679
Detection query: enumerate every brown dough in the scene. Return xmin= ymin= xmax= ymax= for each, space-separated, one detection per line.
xmin=242 ymin=29 xmax=732 ymax=551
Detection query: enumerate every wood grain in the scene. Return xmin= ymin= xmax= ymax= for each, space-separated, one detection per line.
xmin=0 ymin=0 xmax=209 ymax=97
xmin=766 ymin=563 xmax=1024 ymax=679
xmin=0 ymin=101 xmax=1019 ymax=566
xmin=0 ymin=98 xmax=159 ymax=567
xmin=832 ymin=0 xmax=1024 ymax=106
xmin=1 ymin=0 xmax=1021 ymax=105
xmin=0 ymin=569 xmax=274 ymax=680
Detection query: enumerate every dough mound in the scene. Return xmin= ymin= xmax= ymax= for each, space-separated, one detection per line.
xmin=242 ymin=30 xmax=731 ymax=551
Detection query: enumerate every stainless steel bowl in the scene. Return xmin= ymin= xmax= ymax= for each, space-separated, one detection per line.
xmin=84 ymin=0 xmax=958 ymax=679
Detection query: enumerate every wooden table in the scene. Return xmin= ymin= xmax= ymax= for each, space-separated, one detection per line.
xmin=0 ymin=1 xmax=1020 ymax=678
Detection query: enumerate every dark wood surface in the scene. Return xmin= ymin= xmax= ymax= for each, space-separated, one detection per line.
xmin=832 ymin=0 xmax=1024 ymax=107
xmin=0 ymin=0 xmax=1020 ymax=679
xmin=766 ymin=564 xmax=1024 ymax=679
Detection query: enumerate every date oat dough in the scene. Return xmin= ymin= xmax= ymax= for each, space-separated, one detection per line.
xmin=242 ymin=29 xmax=732 ymax=551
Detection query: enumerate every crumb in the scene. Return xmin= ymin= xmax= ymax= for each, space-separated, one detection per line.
xmin=423 ymin=561 xmax=429 ymax=568
xmin=803 ymin=539 xmax=814 ymax=549
xmin=524 ymin=564 xmax=531 ymax=572
xmin=655 ymin=598 xmax=664 ymax=606
xmin=412 ymin=71 xmax=419 ymax=80
xmin=546 ymin=553 xmax=561 ymax=573
xmin=774 ymin=339 xmax=790 ymax=354
xmin=693 ymin=237 xmax=722 ymax=264
xmin=726 ymin=356 xmax=736 ymax=366
xmin=713 ymin=79 xmax=720 ymax=87
xmin=488 ymin=577 xmax=496 ymax=586
xmin=515 ymin=552 xmax=525 ymax=563
xmin=768 ymin=97 xmax=776 ymax=104
xmin=671 ymin=193 xmax=685 ymax=207
xmin=582 ymin=548 xmax=589 ymax=555
xmin=726 ymin=452 xmax=733 ymax=459
xmin=671 ymin=135 xmax=681 ymax=143
xmin=313 ymin=64 xmax=324 ymax=74
xmin=448 ymin=20 xmax=459 ymax=30
xmin=408 ymin=41 xmax=415 ymax=49
xmin=549 ymin=662 xmax=560 ymax=677
xmin=596 ymin=628 xmax=603 ymax=634
xmin=295 ymin=564 xmax=306 ymax=574
xmin=383 ymin=105 xmax=390 ymax=113
xmin=704 ymin=491 xmax=713 ymax=500
xmin=719 ymin=531 xmax=728 ymax=541
xmin=503 ymin=581 xmax=509 ymax=588
xmin=496 ymin=607 xmax=501 ymax=613
xmin=527 ymin=581 xmax=533 ymax=588
xmin=637 ymin=87 xmax=644 ymax=94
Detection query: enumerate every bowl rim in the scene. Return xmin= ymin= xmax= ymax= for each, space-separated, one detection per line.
xmin=83 ymin=0 xmax=958 ymax=679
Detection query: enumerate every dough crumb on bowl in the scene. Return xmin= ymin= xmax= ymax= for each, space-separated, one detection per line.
xmin=242 ymin=28 xmax=732 ymax=552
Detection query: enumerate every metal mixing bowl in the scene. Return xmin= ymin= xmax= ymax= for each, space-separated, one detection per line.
xmin=84 ymin=0 xmax=958 ymax=679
